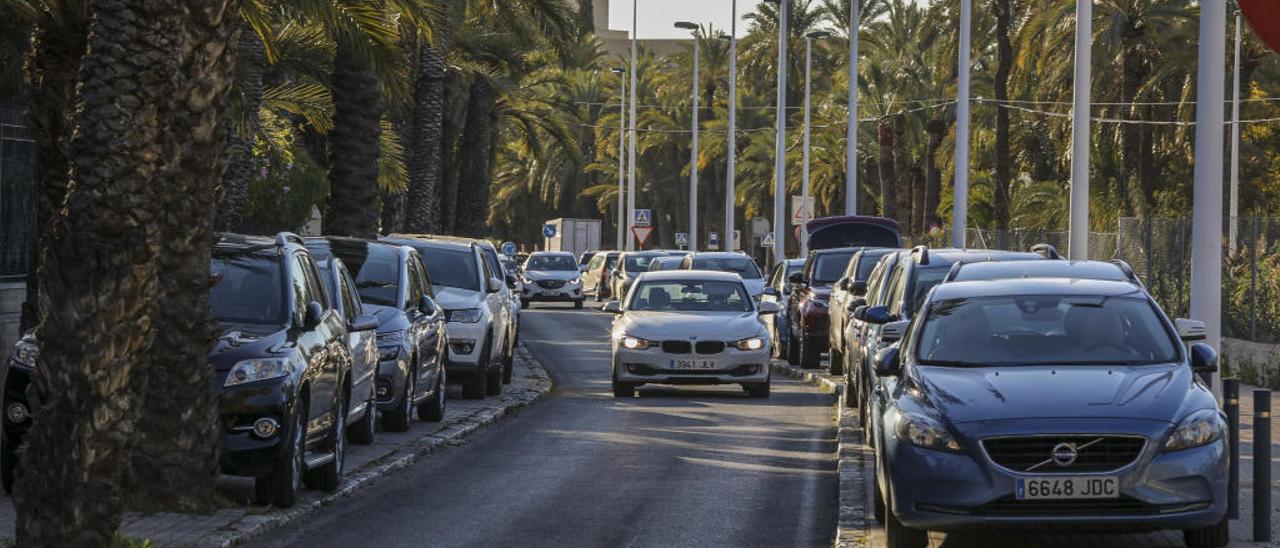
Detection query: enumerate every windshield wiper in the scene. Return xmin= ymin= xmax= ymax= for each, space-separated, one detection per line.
xmin=918 ymin=359 xmax=985 ymax=367
xmin=357 ymin=280 xmax=396 ymax=288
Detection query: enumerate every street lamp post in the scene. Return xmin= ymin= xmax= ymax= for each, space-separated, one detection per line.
xmin=676 ymin=22 xmax=700 ymax=252
xmin=626 ymin=0 xmax=639 ymax=251
xmin=769 ymin=0 xmax=788 ymax=265
xmin=802 ymin=31 xmax=831 ymax=257
xmin=723 ymin=0 xmax=738 ymax=251
xmin=1190 ymin=0 xmax=1226 ymax=398
xmin=1068 ymin=0 xmax=1092 ymax=259
xmin=953 ymin=0 xmax=971 ymax=249
xmin=845 ymin=1 xmax=858 ymax=215
xmin=612 ymin=67 xmax=626 ymax=251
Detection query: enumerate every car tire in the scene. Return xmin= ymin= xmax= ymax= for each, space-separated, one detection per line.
xmin=520 ymin=298 xmax=530 ymax=308
xmin=786 ymin=330 xmax=801 ymax=366
xmin=829 ymin=347 xmax=844 ymax=375
xmin=594 ymin=285 xmax=604 ymax=302
xmin=574 ymin=300 xmax=583 ymax=309
xmin=486 ymin=361 xmax=503 ymax=396
xmin=885 ymin=509 xmax=927 ymax=548
xmin=1 ymin=436 xmax=17 ymax=495
xmin=1183 ymin=516 xmax=1229 ymax=548
xmin=255 ymin=410 xmax=305 ymax=508
xmin=612 ymin=367 xmax=635 ymax=398
xmin=744 ymin=382 xmax=770 ymax=398
xmin=872 ymin=471 xmax=886 ymax=523
xmin=843 ymin=373 xmax=858 ymax=409
xmin=463 ymin=337 xmax=492 ymax=399
xmin=347 ymin=391 xmax=376 ymax=445
xmin=800 ymin=338 xmax=821 ymax=369
xmin=502 ymin=337 xmax=515 ymax=385
xmin=382 ymin=369 xmax=414 ymax=432
xmin=418 ymin=370 xmax=446 ymax=422
xmin=304 ymin=391 xmax=346 ymax=492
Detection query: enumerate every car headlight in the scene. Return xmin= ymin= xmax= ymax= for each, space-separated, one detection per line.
xmin=376 ymin=331 xmax=403 ymax=346
xmin=11 ymin=333 xmax=37 ymax=368
xmin=378 ymin=346 xmax=401 ymax=362
xmin=446 ymin=308 xmax=483 ymax=323
xmin=569 ymin=277 xmax=581 ymax=284
xmin=895 ymin=413 xmax=962 ymax=453
xmin=617 ymin=335 xmax=654 ymax=350
xmin=522 ymin=277 xmax=534 ymax=284
xmin=1163 ymin=409 xmax=1227 ymax=451
xmin=732 ymin=337 xmax=766 ymax=351
xmin=224 ymin=358 xmax=293 ymax=387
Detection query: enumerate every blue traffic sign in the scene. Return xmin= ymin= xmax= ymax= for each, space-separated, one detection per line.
xmin=633 ymin=209 xmax=652 ymax=227
xmin=542 ymin=224 xmax=557 ymax=238
xmin=501 ymin=242 xmax=517 ymax=256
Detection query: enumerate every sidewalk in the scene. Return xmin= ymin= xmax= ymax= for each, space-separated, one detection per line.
xmin=0 ymin=347 xmax=552 ymax=546
xmin=771 ymin=360 xmax=1280 ymax=548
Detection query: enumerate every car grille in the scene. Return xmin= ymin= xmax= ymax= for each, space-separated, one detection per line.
xmin=695 ymin=341 xmax=725 ymax=354
xmin=537 ymin=280 xmax=565 ymax=289
xmin=661 ymin=341 xmax=692 ymax=354
xmin=982 ymin=435 xmax=1146 ymax=473
xmin=659 ymin=341 xmax=725 ymax=354
xmin=959 ymin=496 xmax=1162 ymax=516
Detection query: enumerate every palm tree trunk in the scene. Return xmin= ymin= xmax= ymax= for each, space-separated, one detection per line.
xmin=923 ymin=114 xmax=945 ymax=231
xmin=893 ymin=118 xmax=910 ymax=237
xmin=439 ymin=72 xmax=462 ymax=233
xmin=129 ymin=0 xmax=240 ymax=511
xmin=877 ymin=117 xmax=897 ymax=220
xmin=910 ymin=166 xmax=925 ymax=236
xmin=326 ymin=40 xmax=383 ymax=239
xmin=15 ymin=0 xmax=184 ymax=543
xmin=1118 ymin=23 xmax=1143 ymax=218
xmin=993 ymin=0 xmax=1013 ymax=242
xmin=404 ymin=44 xmax=446 ymax=233
xmin=454 ymin=78 xmax=496 ymax=237
xmin=17 ymin=1 xmax=91 ymax=333
xmin=216 ymin=24 xmax=265 ymax=233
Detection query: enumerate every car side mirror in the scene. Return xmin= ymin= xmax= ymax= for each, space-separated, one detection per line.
xmin=836 ymin=277 xmax=850 ymax=291
xmin=880 ymin=320 xmax=909 ymax=344
xmin=762 ymin=287 xmax=780 ymax=298
xmin=852 ymin=305 xmax=869 ymax=321
xmin=505 ymin=272 xmax=518 ymax=288
xmin=847 ymin=297 xmax=867 ymax=312
xmin=303 ymin=301 xmax=325 ymax=329
xmin=788 ymin=272 xmax=807 ymax=285
xmin=758 ymin=301 xmax=781 ymax=315
xmin=1175 ymin=318 xmax=1207 ymax=342
xmin=487 ymin=277 xmax=503 ymax=293
xmin=874 ymin=346 xmax=901 ymax=376
xmin=349 ymin=314 xmax=379 ymax=332
xmin=850 ymin=281 xmax=868 ymax=296
xmin=420 ymin=295 xmax=438 ymax=316
xmin=862 ymin=305 xmax=898 ymax=325
xmin=602 ymin=301 xmax=623 ymax=314
xmin=1189 ymin=342 xmax=1218 ymax=374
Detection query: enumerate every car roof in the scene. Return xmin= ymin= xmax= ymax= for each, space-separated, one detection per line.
xmin=620 ymin=251 xmax=664 ymax=257
xmin=951 ymin=260 xmax=1131 ymax=282
xmin=638 ymin=270 xmax=744 ymax=282
xmin=812 ymin=246 xmax=859 ymax=255
xmin=381 ymin=235 xmax=474 ymax=252
xmin=689 ymin=252 xmax=750 ymax=259
xmin=930 ymin=278 xmax=1147 ymax=301
xmin=906 ymin=248 xmax=1042 ymax=267
xmin=530 ymin=251 xmax=574 ymax=257
xmin=305 ymin=236 xmax=407 ymax=261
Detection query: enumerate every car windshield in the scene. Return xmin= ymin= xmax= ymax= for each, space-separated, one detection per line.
xmin=624 ymin=254 xmax=658 ymax=273
xmin=629 ymin=280 xmax=753 ymax=312
xmin=916 ymin=294 xmax=1180 ymax=366
xmin=210 ymin=255 xmax=286 ymax=325
xmin=649 ymin=257 xmax=682 ymax=271
xmin=907 ymin=267 xmax=950 ymax=315
xmin=604 ymin=255 xmax=620 ymax=270
xmin=856 ymin=254 xmax=883 ymax=281
xmin=527 ymin=254 xmax=577 ymax=271
xmin=422 ymin=248 xmax=480 ymax=291
xmin=691 ymin=257 xmax=762 ymax=279
xmin=812 ymin=252 xmax=855 ymax=285
xmin=326 ymin=246 xmax=402 ymax=307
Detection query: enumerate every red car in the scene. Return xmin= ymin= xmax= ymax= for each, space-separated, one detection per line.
xmin=786 ymin=247 xmax=859 ymax=369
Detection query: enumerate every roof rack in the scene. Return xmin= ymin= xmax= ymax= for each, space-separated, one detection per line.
xmin=911 ymin=245 xmax=930 ymax=265
xmin=1110 ymin=259 xmax=1146 ymax=288
xmin=275 ymin=232 xmax=304 ymax=247
xmin=1030 ymin=243 xmax=1062 ymax=260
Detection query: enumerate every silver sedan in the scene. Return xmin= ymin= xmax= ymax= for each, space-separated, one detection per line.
xmin=604 ymin=270 xmax=780 ymax=398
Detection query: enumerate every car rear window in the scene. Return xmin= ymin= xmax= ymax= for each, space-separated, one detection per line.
xmin=210 ymin=255 xmax=286 ymax=325
xmin=330 ymin=246 xmax=402 ymax=307
xmin=624 ymin=254 xmax=659 ymax=273
xmin=421 ymin=248 xmax=480 ymax=291
xmin=691 ymin=257 xmax=762 ymax=279
xmin=916 ymin=294 xmax=1179 ymax=366
xmin=812 ymin=252 xmax=855 ymax=285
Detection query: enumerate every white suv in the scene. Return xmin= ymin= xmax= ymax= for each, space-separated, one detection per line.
xmin=383 ymin=237 xmax=511 ymax=399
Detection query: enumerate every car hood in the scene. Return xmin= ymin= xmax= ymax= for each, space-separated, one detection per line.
xmin=365 ymin=304 xmax=409 ymax=334
xmin=209 ymin=322 xmax=289 ymax=369
xmin=523 ymin=270 xmax=580 ymax=282
xmin=914 ymin=362 xmax=1192 ymax=424
xmin=434 ymin=286 xmax=483 ymax=310
xmin=617 ymin=311 xmax=763 ymax=341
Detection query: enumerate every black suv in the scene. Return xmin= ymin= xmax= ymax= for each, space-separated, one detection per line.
xmin=3 ymin=233 xmax=359 ymax=507
xmin=305 ymin=238 xmax=447 ymax=433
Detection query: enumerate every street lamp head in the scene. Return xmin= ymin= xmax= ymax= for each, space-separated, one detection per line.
xmin=674 ymin=21 xmax=699 ymax=31
xmin=610 ymin=67 xmax=625 ymax=74
xmin=805 ymin=30 xmax=832 ymax=39
xmin=717 ymin=33 xmax=733 ymax=41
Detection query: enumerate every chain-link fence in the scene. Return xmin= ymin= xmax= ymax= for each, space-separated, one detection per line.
xmin=0 ymin=104 xmax=38 ymax=281
xmin=910 ymin=216 xmax=1280 ymax=345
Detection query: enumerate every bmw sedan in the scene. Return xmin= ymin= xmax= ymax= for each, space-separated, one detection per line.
xmin=605 ymin=270 xmax=780 ymax=398
xmin=866 ymin=278 xmax=1228 ymax=548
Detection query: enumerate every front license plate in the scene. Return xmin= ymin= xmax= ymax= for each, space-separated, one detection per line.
xmin=1016 ymin=476 xmax=1119 ymax=500
xmin=670 ymin=359 xmax=716 ymax=370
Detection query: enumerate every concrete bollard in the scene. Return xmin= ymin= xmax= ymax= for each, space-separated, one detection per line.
xmin=1224 ymin=379 xmax=1239 ymax=519
xmin=1253 ymin=389 xmax=1271 ymax=543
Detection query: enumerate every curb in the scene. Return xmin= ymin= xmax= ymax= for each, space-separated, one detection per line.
xmin=771 ymin=361 xmax=872 ymax=548
xmin=205 ymin=346 xmax=554 ymax=547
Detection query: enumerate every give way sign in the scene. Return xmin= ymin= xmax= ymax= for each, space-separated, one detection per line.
xmin=631 ymin=226 xmax=654 ymax=247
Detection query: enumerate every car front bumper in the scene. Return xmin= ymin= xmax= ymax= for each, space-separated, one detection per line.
xmin=522 ymin=281 xmax=583 ymax=302
xmin=613 ymin=344 xmax=771 ymax=385
xmin=217 ymin=378 xmax=299 ymax=478
xmin=881 ymin=417 xmax=1228 ymax=532
xmin=444 ymin=319 xmax=487 ymax=375
xmin=375 ymin=347 xmax=412 ymax=411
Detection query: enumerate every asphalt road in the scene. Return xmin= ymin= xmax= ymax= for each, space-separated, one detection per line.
xmin=256 ymin=302 xmax=839 ymax=547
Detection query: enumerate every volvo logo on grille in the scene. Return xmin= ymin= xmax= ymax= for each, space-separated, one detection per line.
xmin=1051 ymin=443 xmax=1078 ymax=467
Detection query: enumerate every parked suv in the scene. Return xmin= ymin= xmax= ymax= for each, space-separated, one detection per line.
xmin=785 ymin=247 xmax=859 ymax=369
xmin=609 ymin=251 xmax=663 ymax=301
xmin=867 ymin=278 xmax=1227 ymax=548
xmin=3 ymin=234 xmax=360 ymax=506
xmin=520 ymin=251 xmax=584 ymax=308
xmin=309 ymin=255 xmax=382 ymax=444
xmin=385 ymin=237 xmax=510 ymax=397
xmin=827 ymin=248 xmax=896 ymax=374
xmin=306 ymin=238 xmax=447 ymax=432
xmin=583 ymin=251 xmax=621 ymax=301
